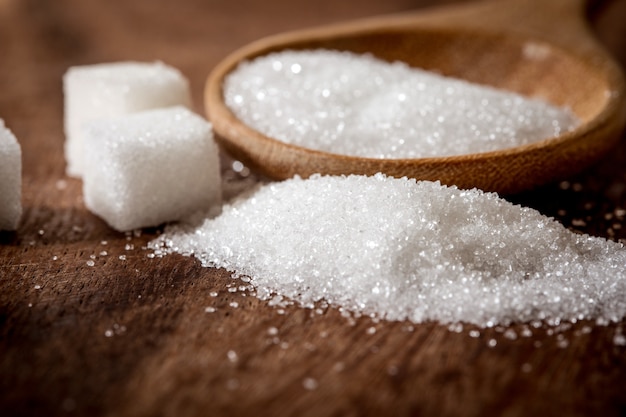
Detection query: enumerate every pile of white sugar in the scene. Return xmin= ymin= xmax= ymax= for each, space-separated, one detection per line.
xmin=224 ymin=49 xmax=579 ymax=158
xmin=150 ymin=174 xmax=626 ymax=327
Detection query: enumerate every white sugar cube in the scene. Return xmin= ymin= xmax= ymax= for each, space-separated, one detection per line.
xmin=0 ymin=119 xmax=22 ymax=231
xmin=82 ymin=106 xmax=221 ymax=232
xmin=63 ymin=61 xmax=192 ymax=177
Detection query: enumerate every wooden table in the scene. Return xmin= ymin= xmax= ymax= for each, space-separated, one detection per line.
xmin=2 ymin=0 xmax=626 ymax=415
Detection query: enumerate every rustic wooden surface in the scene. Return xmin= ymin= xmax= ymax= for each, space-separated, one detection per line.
xmin=1 ymin=0 xmax=626 ymax=416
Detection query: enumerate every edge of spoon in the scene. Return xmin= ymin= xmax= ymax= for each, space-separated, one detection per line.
xmin=205 ymin=0 xmax=626 ymax=193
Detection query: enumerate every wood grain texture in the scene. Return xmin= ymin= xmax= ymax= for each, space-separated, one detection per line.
xmin=1 ymin=0 xmax=626 ymax=416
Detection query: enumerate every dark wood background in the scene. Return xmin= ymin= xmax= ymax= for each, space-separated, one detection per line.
xmin=2 ymin=0 xmax=626 ymax=416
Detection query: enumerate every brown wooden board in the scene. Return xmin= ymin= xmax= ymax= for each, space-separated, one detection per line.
xmin=1 ymin=0 xmax=626 ymax=416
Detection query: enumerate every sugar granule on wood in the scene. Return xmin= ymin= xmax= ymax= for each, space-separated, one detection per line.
xmin=149 ymin=174 xmax=626 ymax=327
xmin=224 ymin=49 xmax=579 ymax=159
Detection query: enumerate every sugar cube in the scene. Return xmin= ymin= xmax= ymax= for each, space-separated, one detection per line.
xmin=63 ymin=61 xmax=192 ymax=177
xmin=82 ymin=106 xmax=221 ymax=232
xmin=0 ymin=119 xmax=22 ymax=231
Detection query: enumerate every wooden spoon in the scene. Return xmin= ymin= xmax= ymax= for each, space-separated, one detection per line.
xmin=205 ymin=0 xmax=626 ymax=193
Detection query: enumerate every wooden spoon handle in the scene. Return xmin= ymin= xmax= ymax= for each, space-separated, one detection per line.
xmin=403 ymin=0 xmax=595 ymax=55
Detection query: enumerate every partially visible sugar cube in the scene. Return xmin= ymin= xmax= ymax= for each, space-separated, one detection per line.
xmin=0 ymin=119 xmax=22 ymax=231
xmin=82 ymin=106 xmax=221 ymax=232
xmin=63 ymin=61 xmax=192 ymax=177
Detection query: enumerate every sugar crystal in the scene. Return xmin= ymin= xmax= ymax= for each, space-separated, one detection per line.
xmin=150 ymin=174 xmax=626 ymax=327
xmin=226 ymin=350 xmax=238 ymax=363
xmin=224 ymin=50 xmax=579 ymax=158
xmin=302 ymin=377 xmax=318 ymax=390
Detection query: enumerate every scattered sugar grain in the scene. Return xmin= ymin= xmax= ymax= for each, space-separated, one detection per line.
xmin=487 ymin=339 xmax=498 ymax=348
xmin=387 ymin=365 xmax=400 ymax=376
xmin=118 ymin=255 xmax=127 ymax=261
xmin=112 ymin=323 xmax=127 ymax=334
xmin=302 ymin=377 xmax=318 ymax=390
xmin=150 ymin=174 xmax=626 ymax=328
xmin=333 ymin=362 xmax=346 ymax=372
xmin=448 ymin=323 xmax=464 ymax=333
xmin=224 ymin=50 xmax=579 ymax=159
xmin=521 ymin=363 xmax=533 ymax=373
xmin=86 ymin=260 xmax=95 ymax=267
xmin=596 ymin=317 xmax=611 ymax=326
xmin=614 ymin=333 xmax=626 ymax=346
xmin=0 ymin=119 xmax=22 ymax=231
xmin=226 ymin=350 xmax=238 ymax=363
xmin=503 ymin=329 xmax=518 ymax=340
xmin=205 ymin=306 xmax=217 ymax=313
xmin=56 ymin=179 xmax=68 ymax=190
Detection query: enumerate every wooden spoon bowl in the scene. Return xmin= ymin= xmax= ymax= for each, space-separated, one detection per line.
xmin=206 ymin=0 xmax=626 ymax=193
